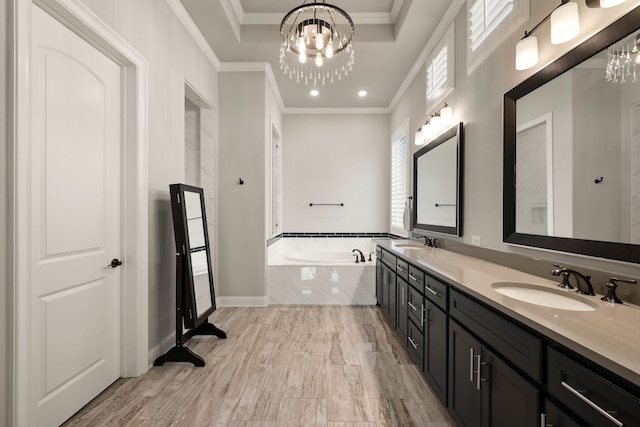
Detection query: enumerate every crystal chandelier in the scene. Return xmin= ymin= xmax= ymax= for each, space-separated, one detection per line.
xmin=606 ymin=33 xmax=640 ymax=83
xmin=279 ymin=1 xmax=355 ymax=85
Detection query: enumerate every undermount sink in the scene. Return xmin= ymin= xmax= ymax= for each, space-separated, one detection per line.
xmin=492 ymin=282 xmax=598 ymax=312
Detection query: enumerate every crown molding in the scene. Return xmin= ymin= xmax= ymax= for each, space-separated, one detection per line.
xmin=388 ymin=0 xmax=465 ymax=111
xmin=165 ymin=0 xmax=221 ymax=70
xmin=220 ymin=0 xmax=242 ymax=41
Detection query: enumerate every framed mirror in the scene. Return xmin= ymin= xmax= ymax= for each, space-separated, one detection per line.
xmin=170 ymin=184 xmax=216 ymax=329
xmin=503 ymin=6 xmax=640 ymax=264
xmin=413 ymin=123 xmax=464 ymax=236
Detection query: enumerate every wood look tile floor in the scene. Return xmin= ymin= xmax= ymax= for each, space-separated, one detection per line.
xmin=63 ymin=306 xmax=454 ymax=426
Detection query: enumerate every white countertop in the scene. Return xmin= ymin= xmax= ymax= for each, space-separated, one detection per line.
xmin=376 ymin=239 xmax=640 ymax=387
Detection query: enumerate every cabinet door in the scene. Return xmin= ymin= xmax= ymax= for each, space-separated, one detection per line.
xmin=484 ymin=347 xmax=539 ymax=427
xmin=396 ymin=277 xmax=408 ymax=340
xmin=424 ymin=302 xmax=447 ymax=404
xmin=449 ymin=321 xmax=482 ymax=427
xmin=387 ymin=267 xmax=397 ymax=329
xmin=376 ymin=260 xmax=383 ymax=305
xmin=543 ymin=399 xmax=582 ymax=427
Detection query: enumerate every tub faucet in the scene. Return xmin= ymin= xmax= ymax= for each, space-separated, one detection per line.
xmin=352 ymin=249 xmax=365 ymax=263
xmin=550 ymin=264 xmax=595 ymax=295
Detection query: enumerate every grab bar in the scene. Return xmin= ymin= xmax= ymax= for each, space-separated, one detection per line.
xmin=309 ymin=203 xmax=344 ymax=207
xmin=435 ymin=203 xmax=456 ymax=207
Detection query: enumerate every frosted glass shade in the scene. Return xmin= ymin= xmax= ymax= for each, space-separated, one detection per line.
xmin=516 ymin=36 xmax=539 ymax=70
xmin=551 ymin=2 xmax=580 ymax=45
xmin=414 ymin=130 xmax=424 ymax=145
xmin=600 ymin=0 xmax=627 ymax=7
xmin=421 ymin=123 xmax=433 ymax=141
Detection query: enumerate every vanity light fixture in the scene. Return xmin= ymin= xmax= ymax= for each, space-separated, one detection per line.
xmin=414 ymin=128 xmax=424 ymax=146
xmin=515 ymin=0 xmax=581 ymax=71
xmin=419 ymin=103 xmax=455 ymax=145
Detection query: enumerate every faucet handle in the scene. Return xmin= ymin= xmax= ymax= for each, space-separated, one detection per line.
xmin=601 ymin=277 xmax=636 ymax=304
xmin=552 ymin=263 xmax=566 ymax=269
xmin=368 ymin=252 xmax=374 ymax=262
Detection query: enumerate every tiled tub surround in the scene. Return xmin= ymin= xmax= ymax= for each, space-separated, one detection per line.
xmin=268 ymin=237 xmax=377 ymax=305
xmin=377 ymin=238 xmax=640 ymax=388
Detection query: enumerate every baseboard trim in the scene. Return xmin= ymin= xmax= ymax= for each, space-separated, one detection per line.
xmin=216 ymin=296 xmax=268 ymax=307
xmin=147 ymin=332 xmax=176 ymax=368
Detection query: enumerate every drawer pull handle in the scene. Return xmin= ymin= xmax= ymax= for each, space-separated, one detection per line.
xmin=425 ymin=285 xmax=438 ymax=296
xmin=408 ymin=301 xmax=418 ymax=311
xmin=409 ymin=273 xmax=419 ymax=282
xmin=560 ymin=381 xmax=624 ymax=427
xmin=475 ymin=354 xmax=487 ymax=390
xmin=397 ymin=265 xmax=407 ymax=273
xmin=408 ymin=337 xmax=418 ymax=349
xmin=420 ymin=304 xmax=425 ymax=326
xmin=469 ymin=348 xmax=475 ymax=383
xmin=540 ymin=413 xmax=553 ymax=427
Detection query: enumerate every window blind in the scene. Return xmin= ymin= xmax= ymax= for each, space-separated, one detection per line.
xmin=426 ymin=46 xmax=448 ymax=100
xmin=391 ymin=134 xmax=407 ymax=230
xmin=469 ymin=0 xmax=514 ymax=51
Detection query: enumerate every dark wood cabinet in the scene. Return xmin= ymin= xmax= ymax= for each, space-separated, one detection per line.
xmin=449 ymin=320 xmax=539 ymax=427
xmin=396 ymin=277 xmax=408 ymax=341
xmin=424 ymin=300 xmax=447 ymax=404
xmin=449 ymin=321 xmax=483 ymax=427
xmin=375 ymin=243 xmax=639 ymax=427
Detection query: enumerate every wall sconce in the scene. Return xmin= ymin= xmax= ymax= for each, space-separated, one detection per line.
xmin=418 ymin=103 xmax=454 ymax=145
xmin=516 ymin=0 xmax=630 ymax=70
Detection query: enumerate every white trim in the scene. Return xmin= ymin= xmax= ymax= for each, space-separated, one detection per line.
xmin=147 ymin=332 xmax=177 ymax=368
xmin=219 ymin=0 xmax=242 ymax=42
xmin=165 ymin=0 xmax=221 ymax=70
xmin=390 ymin=118 xmax=411 ymax=237
xmin=218 ymin=296 xmax=269 ymax=307
xmin=389 ymin=0 xmax=465 ymax=112
xmin=12 ymin=0 xmax=149 ymax=424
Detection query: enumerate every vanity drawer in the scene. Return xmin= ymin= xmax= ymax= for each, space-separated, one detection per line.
xmin=548 ymin=347 xmax=640 ymax=427
xmin=424 ymin=273 xmax=447 ymax=311
xmin=407 ymin=265 xmax=424 ymax=289
xmin=407 ymin=284 xmax=425 ymax=332
xmin=381 ymin=249 xmax=396 ymax=269
xmin=396 ymin=259 xmax=409 ymax=281
xmin=450 ymin=289 xmax=542 ymax=382
xmin=407 ymin=318 xmax=424 ymax=368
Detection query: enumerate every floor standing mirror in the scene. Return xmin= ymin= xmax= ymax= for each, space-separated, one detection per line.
xmin=154 ymin=183 xmax=226 ymax=367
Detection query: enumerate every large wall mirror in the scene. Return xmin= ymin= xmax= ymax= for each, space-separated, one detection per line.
xmin=413 ymin=123 xmax=464 ymax=236
xmin=504 ymin=7 xmax=640 ymax=263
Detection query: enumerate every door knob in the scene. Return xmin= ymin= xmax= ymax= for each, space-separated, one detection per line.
xmin=107 ymin=258 xmax=123 ymax=268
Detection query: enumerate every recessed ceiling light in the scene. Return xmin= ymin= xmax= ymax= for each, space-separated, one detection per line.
xmin=358 ymin=90 xmax=367 ymax=97
xmin=310 ymin=89 xmax=319 ymax=97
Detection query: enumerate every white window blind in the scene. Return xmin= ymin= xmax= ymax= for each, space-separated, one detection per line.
xmin=469 ymin=0 xmax=514 ymax=51
xmin=426 ymin=46 xmax=448 ymax=100
xmin=391 ymin=134 xmax=407 ymax=230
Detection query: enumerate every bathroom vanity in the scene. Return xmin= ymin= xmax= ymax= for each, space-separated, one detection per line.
xmin=376 ymin=239 xmax=640 ymax=427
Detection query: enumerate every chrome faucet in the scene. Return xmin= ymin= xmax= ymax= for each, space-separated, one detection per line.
xmin=550 ymin=264 xmax=595 ymax=295
xmin=352 ymin=249 xmax=365 ymax=263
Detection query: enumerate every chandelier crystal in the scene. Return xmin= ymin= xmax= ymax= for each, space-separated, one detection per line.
xmin=279 ymin=1 xmax=355 ymax=85
xmin=606 ymin=33 xmax=640 ymax=83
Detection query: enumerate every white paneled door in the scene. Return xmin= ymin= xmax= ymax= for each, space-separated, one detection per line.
xmin=30 ymin=5 xmax=122 ymax=426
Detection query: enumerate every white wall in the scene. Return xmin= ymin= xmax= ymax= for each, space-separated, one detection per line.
xmin=1 ymin=0 xmax=9 ymax=423
xmin=218 ymin=70 xmax=283 ymax=301
xmin=282 ymin=114 xmax=390 ymax=232
xmin=392 ymin=0 xmax=640 ymax=277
